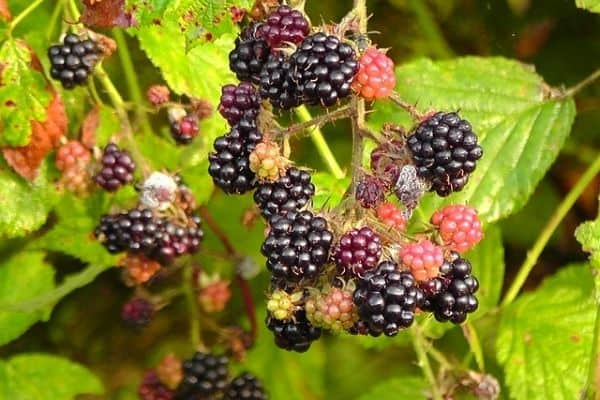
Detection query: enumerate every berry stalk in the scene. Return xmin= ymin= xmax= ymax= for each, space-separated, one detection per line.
xmin=183 ymin=263 xmax=205 ymax=351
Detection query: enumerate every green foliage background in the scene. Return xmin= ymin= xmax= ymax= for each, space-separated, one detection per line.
xmin=0 ymin=0 xmax=599 ymax=399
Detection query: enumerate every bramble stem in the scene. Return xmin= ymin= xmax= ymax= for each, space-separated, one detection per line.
xmin=183 ymin=263 xmax=205 ymax=351
xmin=390 ymin=92 xmax=423 ymax=120
xmin=564 ymin=68 xmax=600 ymax=98
xmin=7 ymin=0 xmax=45 ymax=34
xmin=410 ymin=327 xmax=443 ymax=400
xmin=501 ymin=152 xmax=600 ymax=306
xmin=282 ymin=105 xmax=353 ymax=137
xmin=462 ymin=321 xmax=485 ymax=371
xmin=198 ymin=206 xmax=239 ymax=258
xmin=46 ymin=0 xmax=64 ymax=40
xmin=295 ymin=106 xmax=345 ymax=179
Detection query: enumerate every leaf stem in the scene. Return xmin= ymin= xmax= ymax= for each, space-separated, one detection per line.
xmin=501 ymin=152 xmax=600 ymax=307
xmin=390 ymin=91 xmax=424 ymax=120
xmin=582 ymin=303 xmax=600 ymax=400
xmin=410 ymin=326 xmax=444 ymax=400
xmin=183 ymin=263 xmax=204 ymax=351
xmin=462 ymin=321 xmax=485 ymax=371
xmin=564 ymin=68 xmax=600 ymax=98
xmin=7 ymin=0 xmax=45 ymax=34
xmin=46 ymin=0 xmax=64 ymax=40
xmin=294 ymin=106 xmax=345 ymax=179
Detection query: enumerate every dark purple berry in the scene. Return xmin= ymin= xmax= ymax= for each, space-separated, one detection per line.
xmin=139 ymin=371 xmax=174 ymax=400
xmin=257 ymin=5 xmax=310 ymax=50
xmin=253 ymin=167 xmax=315 ymax=219
xmin=333 ymin=227 xmax=382 ymax=276
xmin=218 ymin=82 xmax=261 ymax=126
xmin=407 ymin=112 xmax=483 ymax=196
xmin=355 ymin=175 xmax=385 ymax=208
xmin=170 ymin=115 xmax=199 ymax=145
xmin=266 ymin=310 xmax=321 ymax=352
xmin=176 ymin=352 xmax=229 ymax=399
xmin=95 ymin=143 xmax=136 ymax=191
xmin=122 ymin=298 xmax=154 ymax=327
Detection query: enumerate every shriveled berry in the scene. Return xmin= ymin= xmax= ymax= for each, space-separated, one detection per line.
xmin=147 ymin=85 xmax=170 ymax=106
xmin=122 ymin=298 xmax=154 ymax=327
xmin=352 ymin=47 xmax=396 ymax=100
xmin=431 ymin=205 xmax=483 ymax=253
xmin=120 ymin=253 xmax=162 ymax=283
xmin=355 ymin=175 xmax=385 ymax=209
xmin=333 ymin=226 xmax=382 ymax=276
xmin=399 ymin=240 xmax=444 ymax=282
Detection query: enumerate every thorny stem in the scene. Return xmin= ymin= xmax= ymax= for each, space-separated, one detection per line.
xmin=501 ymin=152 xmax=600 ymax=307
xmin=390 ymin=91 xmax=424 ymax=120
xmin=281 ymin=105 xmax=354 ymax=137
xmin=7 ymin=0 xmax=45 ymax=34
xmin=564 ymin=68 xmax=600 ymax=98
xmin=295 ymin=106 xmax=345 ymax=179
xmin=183 ymin=263 xmax=205 ymax=351
xmin=411 ymin=326 xmax=444 ymax=400
xmin=198 ymin=206 xmax=239 ymax=258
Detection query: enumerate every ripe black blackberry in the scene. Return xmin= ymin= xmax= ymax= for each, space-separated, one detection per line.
xmin=257 ymin=5 xmax=310 ymax=49
xmin=290 ymin=33 xmax=359 ymax=106
xmin=229 ymin=23 xmax=271 ymax=84
xmin=253 ymin=167 xmax=315 ymax=219
xmin=121 ymin=298 xmax=154 ymax=328
xmin=48 ymin=33 xmax=100 ymax=89
xmin=259 ymin=54 xmax=303 ymax=110
xmin=266 ymin=310 xmax=321 ymax=352
xmin=261 ymin=210 xmax=333 ymax=283
xmin=352 ymin=261 xmax=424 ymax=336
xmin=94 ymin=208 xmax=203 ymax=263
xmin=218 ymin=82 xmax=261 ymax=126
xmin=420 ymin=253 xmax=479 ymax=324
xmin=95 ymin=143 xmax=136 ymax=191
xmin=176 ymin=352 xmax=229 ymax=399
xmin=224 ymin=372 xmax=268 ymax=400
xmin=208 ymin=118 xmax=263 ymax=194
xmin=170 ymin=114 xmax=199 ymax=145
xmin=407 ymin=112 xmax=483 ymax=196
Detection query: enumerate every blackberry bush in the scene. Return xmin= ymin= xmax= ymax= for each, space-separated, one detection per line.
xmin=261 ymin=210 xmax=333 ymax=283
xmin=253 ymin=167 xmax=315 ymax=219
xmin=48 ymin=33 xmax=100 ymax=89
xmin=352 ymin=261 xmax=423 ymax=336
xmin=407 ymin=112 xmax=483 ymax=196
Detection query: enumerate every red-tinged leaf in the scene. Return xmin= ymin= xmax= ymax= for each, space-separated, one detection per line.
xmin=0 ymin=0 xmax=11 ymax=22
xmin=2 ymin=94 xmax=67 ymax=180
xmin=81 ymin=0 xmax=134 ymax=28
xmin=80 ymin=106 xmax=100 ymax=148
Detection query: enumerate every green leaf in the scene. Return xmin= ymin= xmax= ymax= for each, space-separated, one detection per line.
xmin=243 ymin=309 xmax=325 ymax=400
xmin=370 ymin=57 xmax=576 ymax=224
xmin=33 ymin=193 xmax=118 ymax=266
xmin=311 ymin=172 xmax=350 ymax=210
xmin=421 ymin=224 xmax=505 ymax=338
xmin=0 ymin=158 xmax=58 ymax=238
xmin=0 ymin=353 xmax=103 ymax=399
xmin=0 ymin=39 xmax=51 ymax=146
xmin=0 ymin=252 xmax=54 ymax=346
xmin=575 ymin=216 xmax=600 ymax=301
xmin=496 ymin=264 xmax=596 ymax=400
xmin=357 ymin=376 xmax=429 ymax=400
xmin=576 ymin=0 xmax=600 ymax=13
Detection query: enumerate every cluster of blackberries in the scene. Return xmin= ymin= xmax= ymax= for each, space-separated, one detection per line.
xmin=95 ymin=143 xmax=136 ymax=192
xmin=266 ymin=310 xmax=322 ymax=353
xmin=253 ymin=167 xmax=315 ymax=219
xmin=94 ymin=207 xmax=203 ymax=264
xmin=176 ymin=352 xmax=267 ymax=400
xmin=48 ymin=33 xmax=100 ymax=89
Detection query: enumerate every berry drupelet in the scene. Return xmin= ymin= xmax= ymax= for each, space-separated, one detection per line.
xmin=407 ymin=112 xmax=483 ymax=196
xmin=259 ymin=53 xmax=303 ymax=110
xmin=48 ymin=33 xmax=100 ymax=89
xmin=290 ymin=33 xmax=359 ymax=106
xmin=261 ymin=210 xmax=333 ymax=283
xmin=95 ymin=143 xmax=135 ymax=191
xmin=229 ymin=23 xmax=271 ymax=84
xmin=352 ymin=261 xmax=423 ymax=336
xmin=253 ymin=167 xmax=315 ymax=219
xmin=176 ymin=352 xmax=229 ymax=399
xmin=333 ymin=226 xmax=382 ymax=277
xmin=218 ymin=82 xmax=261 ymax=126
xmin=208 ymin=118 xmax=263 ymax=194
xmin=257 ymin=5 xmax=310 ymax=49
xmin=224 ymin=372 xmax=268 ymax=400
xmin=266 ymin=310 xmax=321 ymax=352
xmin=420 ymin=253 xmax=479 ymax=324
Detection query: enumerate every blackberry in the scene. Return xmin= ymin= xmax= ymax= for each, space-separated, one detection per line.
xmin=229 ymin=23 xmax=271 ymax=84
xmin=253 ymin=167 xmax=315 ymax=219
xmin=95 ymin=143 xmax=135 ymax=191
xmin=259 ymin=53 xmax=303 ymax=110
xmin=170 ymin=115 xmax=199 ymax=145
xmin=352 ymin=261 xmax=423 ymax=336
xmin=208 ymin=118 xmax=263 ymax=194
xmin=407 ymin=112 xmax=483 ymax=196
xmin=261 ymin=210 xmax=333 ymax=283
xmin=139 ymin=371 xmax=174 ymax=400
xmin=122 ymin=298 xmax=154 ymax=327
xmin=48 ymin=33 xmax=100 ymax=89
xmin=224 ymin=372 xmax=268 ymax=400
xmin=257 ymin=5 xmax=310 ymax=49
xmin=266 ymin=310 xmax=321 ymax=352
xmin=176 ymin=352 xmax=229 ymax=399
xmin=333 ymin=227 xmax=382 ymax=277
xmin=420 ymin=253 xmax=479 ymax=324
xmin=218 ymin=82 xmax=261 ymax=126
xmin=94 ymin=208 xmax=203 ymax=263
xmin=290 ymin=33 xmax=359 ymax=106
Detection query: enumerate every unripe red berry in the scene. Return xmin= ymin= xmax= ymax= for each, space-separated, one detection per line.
xmin=376 ymin=202 xmax=407 ymax=232
xmin=399 ymin=240 xmax=444 ymax=282
xmin=431 ymin=205 xmax=483 ymax=253
xmin=352 ymin=47 xmax=396 ymax=100
xmin=198 ymin=280 xmax=232 ymax=313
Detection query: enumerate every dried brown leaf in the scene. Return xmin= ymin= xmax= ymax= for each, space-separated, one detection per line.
xmin=81 ymin=0 xmax=134 ymax=28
